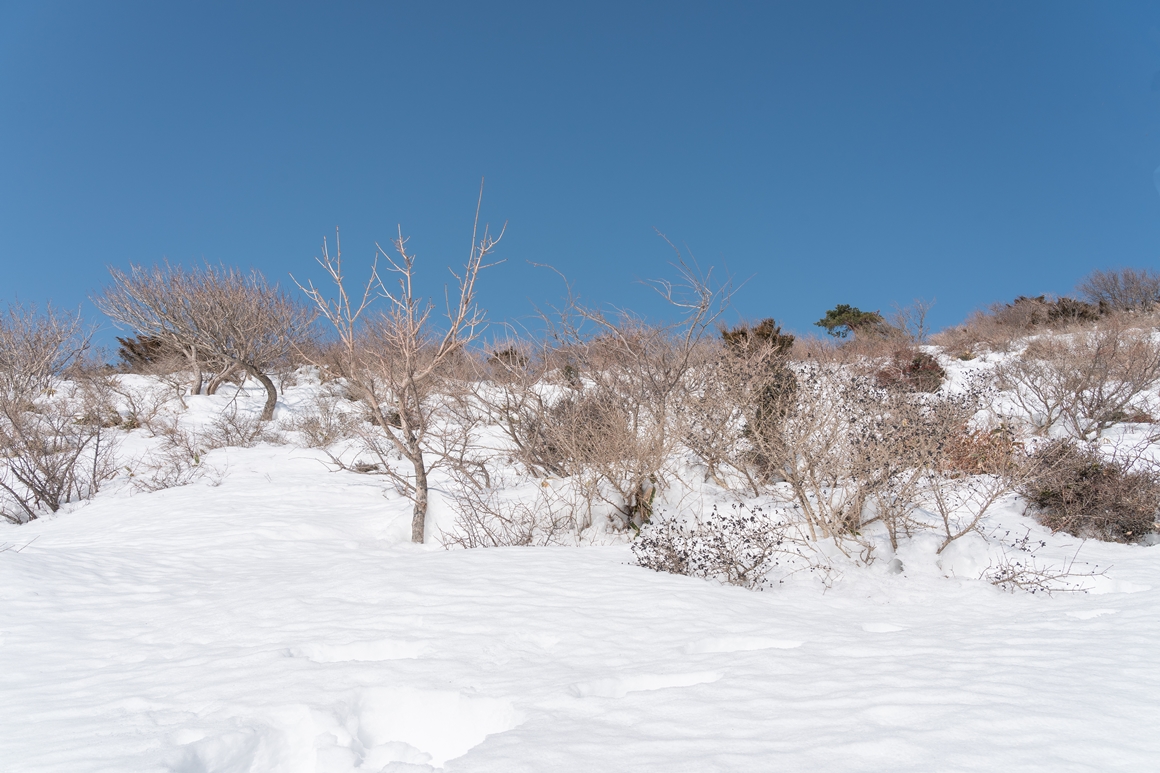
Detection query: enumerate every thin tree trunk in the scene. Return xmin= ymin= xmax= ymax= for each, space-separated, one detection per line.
xmin=411 ymin=453 xmax=428 ymax=543
xmin=187 ymin=346 xmax=203 ymax=395
xmin=206 ymin=363 xmax=237 ymax=395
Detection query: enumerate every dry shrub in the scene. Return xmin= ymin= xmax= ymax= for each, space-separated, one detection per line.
xmin=996 ymin=320 xmax=1160 ymax=439
xmin=941 ymin=424 xmax=1019 ymax=476
xmin=131 ymin=444 xmax=220 ymax=492
xmin=0 ymin=304 xmax=117 ymax=524
xmin=108 ymin=377 xmax=183 ymax=434
xmin=734 ymin=357 xmax=1006 ymax=554
xmin=632 ymin=503 xmax=823 ymax=590
xmin=983 ymin=527 xmax=1104 ymax=594
xmin=483 ymin=260 xmax=729 ymax=532
xmin=741 ymin=365 xmax=878 ymax=545
xmin=439 ymin=478 xmax=578 ymax=548
xmin=676 ymin=319 xmax=801 ymax=494
xmin=850 ymin=388 xmax=988 ymax=551
xmin=114 ymin=334 xmax=188 ymax=375
xmin=1018 ymin=439 xmax=1160 ymax=543
xmin=934 ymin=295 xmax=1104 ymax=355
xmin=0 ymin=386 xmax=118 ymax=522
xmin=132 ymin=419 xmax=226 ymax=492
xmin=206 ymin=407 xmax=282 ymax=448
xmin=524 ymin=329 xmax=695 ymax=530
xmin=297 ymin=213 xmax=502 ymax=543
xmin=874 ymin=349 xmax=945 ymax=392
xmin=280 ymin=388 xmax=361 ymax=448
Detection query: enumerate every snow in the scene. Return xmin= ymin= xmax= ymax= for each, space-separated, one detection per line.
xmin=3 ymin=377 xmax=1160 ymax=772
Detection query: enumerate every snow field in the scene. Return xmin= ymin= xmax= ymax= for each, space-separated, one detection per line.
xmin=2 ymin=365 xmax=1160 ymax=772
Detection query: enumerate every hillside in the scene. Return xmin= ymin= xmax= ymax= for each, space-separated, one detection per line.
xmin=2 ymin=353 xmax=1160 ymax=771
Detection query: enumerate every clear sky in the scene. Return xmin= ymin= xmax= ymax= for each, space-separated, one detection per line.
xmin=3 ymin=1 xmax=1160 ymax=343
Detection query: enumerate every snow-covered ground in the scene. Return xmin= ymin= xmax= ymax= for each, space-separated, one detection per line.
xmin=3 ymin=378 xmax=1160 ymax=772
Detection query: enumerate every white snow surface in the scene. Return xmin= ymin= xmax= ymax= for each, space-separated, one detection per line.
xmin=2 ymin=377 xmax=1160 ymax=772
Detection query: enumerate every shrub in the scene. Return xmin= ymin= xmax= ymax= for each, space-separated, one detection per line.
xmin=993 ymin=295 xmax=1104 ymax=329
xmin=941 ymin=424 xmax=1019 ymax=476
xmin=874 ymin=349 xmax=945 ymax=393
xmin=719 ymin=320 xmax=799 ymax=481
xmin=934 ymin=294 xmax=1106 ymax=354
xmin=996 ymin=321 xmax=1160 ymax=439
xmin=1018 ymin=439 xmax=1160 ymax=542
xmin=488 ymin=346 xmax=529 ymax=374
xmin=632 ymin=504 xmax=820 ymax=590
xmin=440 ymin=477 xmax=579 ymax=548
xmin=280 ymin=390 xmax=361 ymax=448
xmin=721 ymin=318 xmax=794 ymax=354
xmin=0 ymin=304 xmax=116 ymax=524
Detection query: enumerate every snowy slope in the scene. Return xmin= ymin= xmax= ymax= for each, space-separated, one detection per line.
xmin=2 ymin=435 xmax=1159 ymax=772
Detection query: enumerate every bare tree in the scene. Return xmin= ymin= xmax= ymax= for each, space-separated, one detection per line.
xmin=296 ymin=202 xmax=503 ymax=543
xmin=96 ymin=263 xmax=315 ymax=420
xmin=888 ymin=298 xmax=936 ymax=345
xmin=1078 ymin=267 xmax=1160 ymax=312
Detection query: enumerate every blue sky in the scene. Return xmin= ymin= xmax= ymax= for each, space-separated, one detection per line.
xmin=2 ymin=1 xmax=1160 ymax=344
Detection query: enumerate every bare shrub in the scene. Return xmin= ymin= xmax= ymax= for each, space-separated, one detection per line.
xmin=131 ymin=446 xmax=216 ymax=492
xmin=691 ymin=319 xmax=799 ymax=494
xmin=205 ymin=407 xmax=282 ymax=448
xmin=851 ymin=393 xmax=985 ymax=551
xmin=0 ymin=304 xmax=117 ymax=524
xmin=107 ymin=377 xmax=181 ymax=433
xmin=918 ymin=453 xmax=1017 ymax=561
xmin=1078 ymin=267 xmax=1160 ymax=312
xmin=1017 ymin=439 xmax=1160 ymax=542
xmin=733 ymin=356 xmax=1008 ymax=557
xmin=739 ymin=364 xmax=879 ymax=546
xmin=472 ymin=347 xmax=574 ymax=479
xmin=528 ymin=262 xmax=728 ymax=531
xmin=475 ymin=255 xmax=729 ymax=533
xmin=0 ymin=388 xmax=118 ymax=523
xmin=996 ymin=321 xmax=1160 ymax=439
xmin=934 ymin=295 xmax=1104 ymax=355
xmin=632 ymin=503 xmax=824 ymax=590
xmin=280 ymin=389 xmax=361 ymax=448
xmin=990 ymin=295 xmax=1103 ymax=330
xmin=131 ymin=419 xmax=225 ymax=492
xmin=96 ymin=263 xmax=315 ymax=420
xmin=982 ymin=528 xmax=1105 ymax=595
xmin=0 ymin=303 xmax=90 ymax=400
xmin=439 ymin=477 xmax=578 ymax=548
xmin=888 ymin=298 xmax=935 ymax=345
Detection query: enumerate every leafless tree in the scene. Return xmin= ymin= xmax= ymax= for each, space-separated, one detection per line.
xmin=1077 ymin=267 xmax=1160 ymax=312
xmin=296 ymin=200 xmax=503 ymax=543
xmin=888 ymin=298 xmax=936 ymax=345
xmin=96 ymin=263 xmax=315 ymax=420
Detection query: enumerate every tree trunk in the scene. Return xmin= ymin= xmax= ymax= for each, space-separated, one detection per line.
xmin=187 ymin=346 xmax=203 ymax=395
xmin=206 ymin=363 xmax=237 ymax=395
xmin=244 ymin=365 xmax=279 ymax=421
xmin=411 ymin=452 xmax=428 ymax=543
